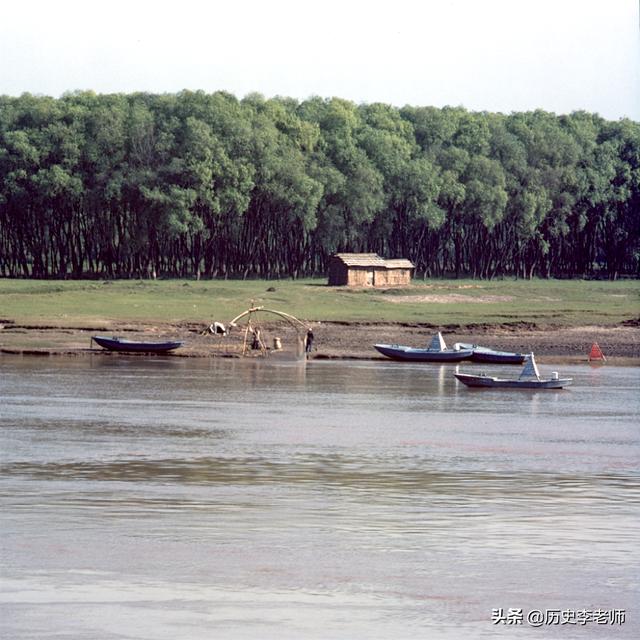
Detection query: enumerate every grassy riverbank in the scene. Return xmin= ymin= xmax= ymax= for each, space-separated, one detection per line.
xmin=0 ymin=278 xmax=638 ymax=328
xmin=1 ymin=278 xmax=638 ymax=362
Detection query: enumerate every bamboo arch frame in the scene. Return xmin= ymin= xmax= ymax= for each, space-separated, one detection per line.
xmin=229 ymin=306 xmax=309 ymax=330
xmin=228 ymin=306 xmax=310 ymax=356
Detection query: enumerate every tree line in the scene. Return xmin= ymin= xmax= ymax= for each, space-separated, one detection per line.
xmin=0 ymin=90 xmax=638 ymax=280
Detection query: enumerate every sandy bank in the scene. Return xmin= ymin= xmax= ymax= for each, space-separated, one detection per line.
xmin=1 ymin=320 xmax=638 ymax=365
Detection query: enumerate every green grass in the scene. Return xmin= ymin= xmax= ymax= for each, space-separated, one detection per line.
xmin=0 ymin=278 xmax=638 ymax=327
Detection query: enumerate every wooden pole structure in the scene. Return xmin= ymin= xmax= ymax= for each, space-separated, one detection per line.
xmin=242 ymin=313 xmax=252 ymax=356
xmin=229 ymin=304 xmax=308 ymax=359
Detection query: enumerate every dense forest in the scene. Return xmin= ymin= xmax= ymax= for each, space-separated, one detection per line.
xmin=0 ymin=91 xmax=638 ymax=280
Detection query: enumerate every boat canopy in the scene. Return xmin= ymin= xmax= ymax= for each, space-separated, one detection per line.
xmin=429 ymin=332 xmax=447 ymax=351
xmin=519 ymin=354 xmax=541 ymax=380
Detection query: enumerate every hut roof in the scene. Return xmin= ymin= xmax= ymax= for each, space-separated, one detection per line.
xmin=332 ymin=253 xmax=387 ymax=267
xmin=331 ymin=253 xmax=414 ymax=269
xmin=384 ymin=258 xmax=415 ymax=269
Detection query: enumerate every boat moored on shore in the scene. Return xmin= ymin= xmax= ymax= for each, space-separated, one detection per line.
xmin=91 ymin=336 xmax=184 ymax=353
xmin=453 ymin=342 xmax=526 ymax=364
xmin=374 ymin=332 xmax=473 ymax=362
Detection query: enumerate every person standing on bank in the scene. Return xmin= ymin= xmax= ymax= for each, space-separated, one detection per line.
xmin=305 ymin=328 xmax=314 ymax=353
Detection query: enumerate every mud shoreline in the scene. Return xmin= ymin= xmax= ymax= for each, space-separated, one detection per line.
xmin=1 ymin=319 xmax=638 ymax=365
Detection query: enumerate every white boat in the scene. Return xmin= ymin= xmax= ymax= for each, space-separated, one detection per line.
xmin=454 ymin=354 xmax=572 ymax=389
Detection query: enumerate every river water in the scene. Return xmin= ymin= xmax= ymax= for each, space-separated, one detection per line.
xmin=0 ymin=355 xmax=638 ymax=639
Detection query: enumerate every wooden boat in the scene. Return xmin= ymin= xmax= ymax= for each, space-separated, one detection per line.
xmin=91 ymin=336 xmax=183 ymax=353
xmin=453 ymin=342 xmax=526 ymax=364
xmin=454 ymin=354 xmax=572 ymax=389
xmin=374 ymin=332 xmax=473 ymax=362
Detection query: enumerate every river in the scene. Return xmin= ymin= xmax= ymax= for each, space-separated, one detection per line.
xmin=1 ymin=355 xmax=638 ymax=639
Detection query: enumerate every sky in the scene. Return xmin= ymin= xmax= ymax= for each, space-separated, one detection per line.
xmin=1 ymin=0 xmax=638 ymax=120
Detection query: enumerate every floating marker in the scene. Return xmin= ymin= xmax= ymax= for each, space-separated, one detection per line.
xmin=588 ymin=342 xmax=606 ymax=362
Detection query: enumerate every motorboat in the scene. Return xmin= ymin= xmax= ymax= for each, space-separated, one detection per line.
xmin=453 ymin=342 xmax=526 ymax=364
xmin=454 ymin=353 xmax=572 ymax=389
xmin=374 ymin=332 xmax=473 ymax=362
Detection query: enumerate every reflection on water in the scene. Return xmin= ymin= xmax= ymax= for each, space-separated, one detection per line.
xmin=2 ymin=456 xmax=638 ymax=498
xmin=1 ymin=356 xmax=639 ymax=639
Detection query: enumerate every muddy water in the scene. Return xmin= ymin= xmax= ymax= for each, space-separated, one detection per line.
xmin=1 ymin=355 xmax=638 ymax=639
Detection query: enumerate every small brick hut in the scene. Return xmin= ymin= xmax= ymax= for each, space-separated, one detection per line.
xmin=327 ymin=253 xmax=414 ymax=286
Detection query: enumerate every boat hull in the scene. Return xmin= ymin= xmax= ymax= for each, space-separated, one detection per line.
xmin=92 ymin=336 xmax=183 ymax=353
xmin=454 ymin=373 xmax=572 ymax=389
xmin=374 ymin=344 xmax=472 ymax=362
xmin=470 ymin=351 xmax=526 ymax=364
xmin=454 ymin=343 xmax=526 ymax=364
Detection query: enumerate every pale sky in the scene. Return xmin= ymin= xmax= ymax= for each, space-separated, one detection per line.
xmin=1 ymin=0 xmax=638 ymax=120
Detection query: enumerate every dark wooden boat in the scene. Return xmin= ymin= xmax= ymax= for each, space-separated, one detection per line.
xmin=454 ymin=354 xmax=572 ymax=389
xmin=91 ymin=336 xmax=183 ymax=353
xmin=374 ymin=332 xmax=473 ymax=362
xmin=454 ymin=342 xmax=526 ymax=364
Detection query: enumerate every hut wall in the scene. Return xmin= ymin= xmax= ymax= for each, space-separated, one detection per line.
xmin=346 ymin=268 xmax=372 ymax=286
xmin=385 ymin=268 xmax=412 ymax=285
xmin=338 ymin=267 xmax=412 ymax=286
xmin=373 ymin=269 xmax=389 ymax=286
